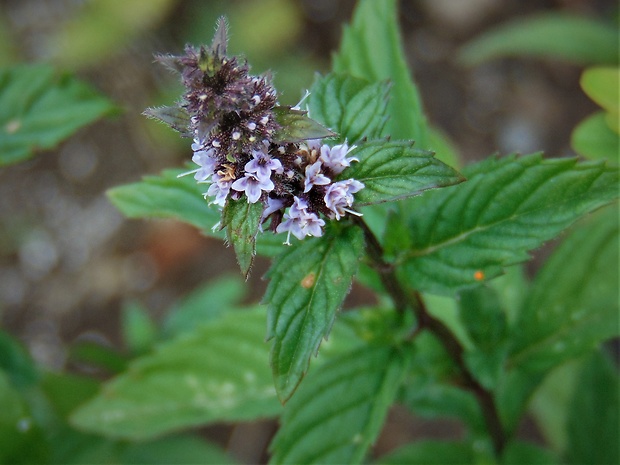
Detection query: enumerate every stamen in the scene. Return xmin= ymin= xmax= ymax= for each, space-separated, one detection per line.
xmin=177 ymin=168 xmax=199 ymax=178
xmin=343 ymin=208 xmax=363 ymax=217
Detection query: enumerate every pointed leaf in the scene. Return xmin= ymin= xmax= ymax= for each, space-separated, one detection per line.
xmin=264 ymin=224 xmax=364 ymax=401
xmin=344 ymin=140 xmax=464 ymax=205
xmin=308 ymin=73 xmax=389 ymax=143
xmin=222 ymin=199 xmax=263 ymax=277
xmin=270 ymin=345 xmax=409 ymax=465
xmin=143 ymin=105 xmax=191 ymax=136
xmin=400 ymin=154 xmax=619 ymax=295
xmin=70 ymin=308 xmax=281 ymax=440
xmin=0 ymin=64 xmax=116 ymax=166
xmin=333 ymin=0 xmax=428 ymax=145
xmin=271 ymin=106 xmax=335 ymax=143
xmin=458 ymin=14 xmax=619 ymax=66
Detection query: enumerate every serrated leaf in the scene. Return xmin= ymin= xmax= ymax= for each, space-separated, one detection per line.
xmin=264 ymin=224 xmax=364 ymax=401
xmin=142 ymin=105 xmax=191 ymax=136
xmin=400 ymin=154 xmax=619 ymax=295
xmin=333 ymin=0 xmax=428 ymax=145
xmin=376 ymin=440 xmax=475 ymax=465
xmin=270 ymin=345 xmax=409 ymax=465
xmin=571 ymin=112 xmax=620 ymax=161
xmin=107 ymin=168 xmax=285 ymax=256
xmin=344 ymin=140 xmax=464 ymax=205
xmin=70 ymin=308 xmax=281 ymax=440
xmin=222 ymin=199 xmax=263 ymax=277
xmin=307 ymin=73 xmax=389 ymax=143
xmin=0 ymin=64 xmax=115 ymax=166
xmin=508 ymin=206 xmax=619 ymax=372
xmin=271 ymin=106 xmax=335 ymax=143
xmin=458 ymin=14 xmax=619 ymax=66
xmin=565 ymin=351 xmax=619 ymax=465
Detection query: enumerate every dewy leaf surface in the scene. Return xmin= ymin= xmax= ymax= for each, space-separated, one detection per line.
xmin=270 ymin=345 xmax=409 ymax=465
xmin=70 ymin=308 xmax=281 ymax=440
xmin=333 ymin=0 xmax=428 ymax=145
xmin=400 ymin=154 xmax=619 ymax=295
xmin=345 ymin=140 xmax=464 ymax=205
xmin=0 ymin=64 xmax=115 ymax=166
xmin=264 ymin=224 xmax=364 ymax=401
xmin=107 ymin=168 xmax=285 ymax=256
xmin=308 ymin=73 xmax=389 ymax=143
xmin=222 ymin=199 xmax=263 ymax=277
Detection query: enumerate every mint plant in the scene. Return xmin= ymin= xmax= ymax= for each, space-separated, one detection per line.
xmin=2 ymin=1 xmax=613 ymax=464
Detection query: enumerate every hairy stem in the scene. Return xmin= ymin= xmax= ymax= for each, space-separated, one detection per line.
xmin=353 ymin=216 xmax=507 ymax=456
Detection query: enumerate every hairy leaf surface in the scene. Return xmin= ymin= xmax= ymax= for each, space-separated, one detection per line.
xmin=270 ymin=345 xmax=408 ymax=465
xmin=272 ymin=106 xmax=335 ymax=143
xmin=345 ymin=140 xmax=464 ymax=205
xmin=222 ymin=199 xmax=264 ymax=277
xmin=401 ymin=154 xmax=619 ymax=295
xmin=264 ymin=224 xmax=364 ymax=401
xmin=308 ymin=73 xmax=389 ymax=143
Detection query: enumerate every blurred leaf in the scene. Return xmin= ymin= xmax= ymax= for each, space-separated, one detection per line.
xmin=0 ymin=331 xmax=38 ymax=388
xmin=143 ymin=105 xmax=191 ymax=136
xmin=580 ymin=67 xmax=620 ymax=117
xmin=52 ymin=0 xmax=177 ymax=69
xmin=69 ymin=341 xmax=129 ymax=374
xmin=459 ymin=14 xmax=619 ymax=66
xmin=565 ymin=351 xmax=619 ymax=465
xmin=333 ymin=0 xmax=429 ymax=146
xmin=345 ymin=140 xmax=464 ymax=205
xmin=0 ymin=64 xmax=116 ymax=166
xmin=376 ymin=440 xmax=475 ymax=465
xmin=400 ymin=154 xmax=619 ymax=295
xmin=70 ymin=307 xmax=281 ymax=440
xmin=501 ymin=441 xmax=558 ymax=465
xmin=428 ymin=126 xmax=462 ymax=169
xmin=121 ymin=301 xmax=158 ymax=354
xmin=121 ymin=435 xmax=237 ymax=465
xmin=509 ymin=206 xmax=619 ymax=372
xmin=571 ymin=112 xmax=620 ymax=161
xmin=488 ymin=266 xmax=528 ymax=326
xmin=308 ymin=73 xmax=390 ymax=143
xmin=458 ymin=286 xmax=506 ymax=351
xmin=222 ymin=198 xmax=263 ymax=277
xmin=40 ymin=372 xmax=100 ymax=419
xmin=107 ymin=168 xmax=286 ymax=256
xmin=270 ymin=345 xmax=409 ymax=465
xmin=272 ymin=106 xmax=335 ymax=143
xmin=265 ymin=224 xmax=364 ymax=402
xmin=163 ymin=275 xmax=246 ymax=337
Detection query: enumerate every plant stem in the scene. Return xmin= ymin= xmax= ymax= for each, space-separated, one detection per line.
xmin=353 ymin=216 xmax=507 ymax=456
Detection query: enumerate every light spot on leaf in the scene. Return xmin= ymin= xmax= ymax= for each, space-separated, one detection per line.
xmin=4 ymin=119 xmax=21 ymax=134
xmin=301 ymin=272 xmax=316 ymax=288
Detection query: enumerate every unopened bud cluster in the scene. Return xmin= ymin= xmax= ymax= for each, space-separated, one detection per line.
xmin=153 ymin=19 xmax=364 ymax=243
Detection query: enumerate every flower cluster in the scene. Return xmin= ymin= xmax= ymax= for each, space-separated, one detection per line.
xmin=154 ymin=19 xmax=364 ymax=243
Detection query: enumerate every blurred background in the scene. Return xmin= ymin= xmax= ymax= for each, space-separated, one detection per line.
xmin=0 ymin=0 xmax=616 ymax=461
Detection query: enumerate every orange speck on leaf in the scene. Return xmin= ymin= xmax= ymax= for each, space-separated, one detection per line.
xmin=474 ymin=270 xmax=485 ymax=281
xmin=301 ymin=273 xmax=316 ymax=289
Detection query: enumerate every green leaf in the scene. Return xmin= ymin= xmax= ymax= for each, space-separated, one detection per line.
xmin=0 ymin=331 xmax=38 ymax=388
xmin=458 ymin=286 xmax=506 ymax=351
xmin=143 ymin=105 xmax=191 ymax=136
xmin=508 ymin=206 xmax=619 ymax=372
xmin=580 ymin=66 xmax=620 ymax=116
xmin=459 ymin=14 xmax=619 ymax=66
xmin=333 ymin=0 xmax=428 ymax=145
xmin=69 ymin=341 xmax=129 ymax=374
xmin=121 ymin=301 xmax=158 ymax=354
xmin=70 ymin=307 xmax=281 ymax=440
xmin=39 ymin=372 xmax=100 ymax=419
xmin=501 ymin=441 xmax=558 ymax=465
xmin=271 ymin=106 xmax=335 ymax=143
xmin=308 ymin=73 xmax=389 ymax=143
xmin=376 ymin=440 xmax=475 ymax=465
xmin=0 ymin=64 xmax=115 ymax=166
xmin=121 ymin=435 xmax=237 ymax=465
xmin=565 ymin=351 xmax=619 ymax=465
xmin=264 ymin=224 xmax=364 ymax=402
xmin=107 ymin=168 xmax=286 ymax=257
xmin=400 ymin=154 xmax=619 ymax=295
xmin=571 ymin=112 xmax=620 ymax=161
xmin=222 ymin=198 xmax=263 ymax=277
xmin=270 ymin=345 xmax=409 ymax=465
xmin=163 ymin=275 xmax=246 ymax=337
xmin=344 ymin=140 xmax=465 ymax=205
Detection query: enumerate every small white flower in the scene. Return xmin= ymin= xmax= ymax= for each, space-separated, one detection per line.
xmin=276 ymin=197 xmax=325 ymax=244
xmin=324 ymin=179 xmax=364 ymax=220
xmin=320 ymin=142 xmax=358 ymax=174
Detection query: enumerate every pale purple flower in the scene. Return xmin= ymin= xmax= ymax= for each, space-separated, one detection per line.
xmin=324 ymin=179 xmax=365 ymax=220
xmin=231 ymin=173 xmax=274 ymax=203
xmin=262 ymin=196 xmax=286 ymax=221
xmin=192 ymin=149 xmax=217 ymax=181
xmin=303 ymin=161 xmax=331 ymax=193
xmin=244 ymin=150 xmax=283 ymax=182
xmin=276 ymin=196 xmax=325 ymax=244
xmin=320 ymin=143 xmax=358 ymax=174
xmin=206 ymin=173 xmax=233 ymax=207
